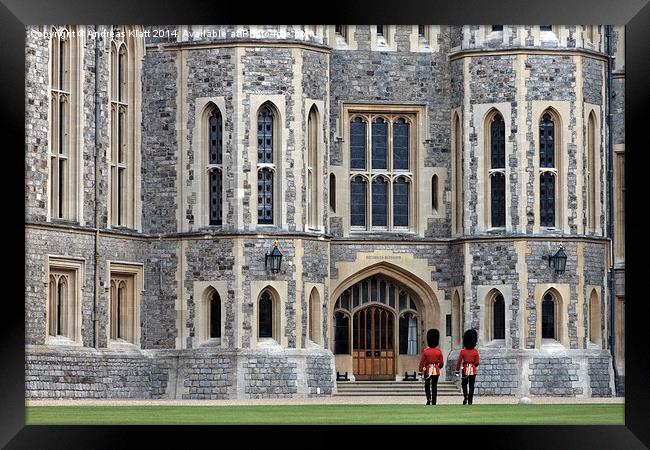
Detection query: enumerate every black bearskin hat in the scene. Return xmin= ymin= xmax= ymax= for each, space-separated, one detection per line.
xmin=426 ymin=329 xmax=440 ymax=348
xmin=462 ymin=329 xmax=478 ymax=350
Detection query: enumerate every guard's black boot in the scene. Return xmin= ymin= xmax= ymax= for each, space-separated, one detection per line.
xmin=463 ymin=396 xmax=467 ymax=405
xmin=426 ymin=399 xmax=430 ymax=405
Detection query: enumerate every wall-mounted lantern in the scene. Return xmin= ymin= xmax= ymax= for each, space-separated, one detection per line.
xmin=265 ymin=240 xmax=283 ymax=273
xmin=548 ymin=243 xmax=568 ymax=274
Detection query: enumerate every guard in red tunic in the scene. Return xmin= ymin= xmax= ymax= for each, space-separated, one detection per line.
xmin=418 ymin=329 xmax=444 ymax=405
xmin=455 ymin=328 xmax=480 ymax=405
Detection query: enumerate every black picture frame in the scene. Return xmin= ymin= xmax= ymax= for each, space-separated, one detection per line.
xmin=2 ymin=0 xmax=648 ymax=447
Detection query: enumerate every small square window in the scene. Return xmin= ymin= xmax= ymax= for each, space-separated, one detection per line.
xmin=492 ymin=25 xmax=503 ymax=32
xmin=540 ymin=25 xmax=552 ymax=32
xmin=377 ymin=25 xmax=384 ymax=36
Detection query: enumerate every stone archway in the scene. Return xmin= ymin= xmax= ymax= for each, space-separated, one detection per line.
xmin=330 ymin=262 xmax=441 ymax=380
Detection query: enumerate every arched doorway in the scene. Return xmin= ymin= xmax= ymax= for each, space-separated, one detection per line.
xmin=353 ymin=305 xmax=394 ymax=380
xmin=333 ymin=273 xmax=426 ymax=381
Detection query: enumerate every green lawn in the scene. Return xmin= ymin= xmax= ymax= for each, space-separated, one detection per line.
xmin=25 ymin=404 xmax=624 ymax=425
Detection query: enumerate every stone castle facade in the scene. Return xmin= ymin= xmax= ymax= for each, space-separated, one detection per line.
xmin=25 ymin=25 xmax=626 ymax=399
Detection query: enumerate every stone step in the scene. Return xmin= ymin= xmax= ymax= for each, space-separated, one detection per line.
xmin=335 ymin=392 xmax=463 ymax=396
xmin=335 ymin=381 xmax=462 ymax=396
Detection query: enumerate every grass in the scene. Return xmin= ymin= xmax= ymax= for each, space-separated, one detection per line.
xmin=25 ymin=404 xmax=624 ymax=425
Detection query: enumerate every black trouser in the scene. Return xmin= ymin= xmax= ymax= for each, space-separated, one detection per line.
xmin=461 ymin=375 xmax=476 ymax=404
xmin=424 ymin=375 xmax=439 ymax=404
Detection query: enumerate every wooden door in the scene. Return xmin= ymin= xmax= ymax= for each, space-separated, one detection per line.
xmin=353 ymin=306 xmax=395 ymax=380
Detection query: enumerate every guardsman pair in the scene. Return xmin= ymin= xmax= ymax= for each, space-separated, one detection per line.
xmin=419 ymin=328 xmax=480 ymax=406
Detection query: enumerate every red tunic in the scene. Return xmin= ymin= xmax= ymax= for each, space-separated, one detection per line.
xmin=418 ymin=347 xmax=444 ymax=373
xmin=455 ymin=348 xmax=480 ymax=374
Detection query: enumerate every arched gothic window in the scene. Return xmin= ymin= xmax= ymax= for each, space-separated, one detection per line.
xmin=333 ymin=312 xmax=350 ymax=354
xmin=393 ymin=177 xmax=410 ymax=228
xmin=208 ymin=107 xmax=223 ymax=226
xmin=589 ymin=290 xmax=601 ymax=345
xmin=371 ymin=177 xmax=389 ymax=228
xmin=329 ymin=173 xmax=336 ymax=212
xmin=432 ymin=174 xmax=439 ymax=213
xmin=587 ymin=112 xmax=597 ymax=232
xmin=489 ymin=113 xmax=506 ymax=228
xmin=258 ymin=290 xmax=273 ymax=338
xmin=209 ymin=291 xmax=221 ymax=338
xmin=393 ymin=118 xmax=409 ymax=170
xmin=399 ymin=311 xmax=418 ymax=355
xmin=307 ymin=106 xmax=320 ymax=228
xmin=539 ymin=112 xmax=557 ymax=227
xmin=493 ymin=293 xmax=505 ymax=340
xmin=48 ymin=275 xmax=68 ymax=336
xmin=308 ymin=288 xmax=321 ymax=343
xmin=257 ymin=104 xmax=276 ymax=224
xmin=541 ymin=293 xmax=556 ymax=339
xmin=350 ymin=176 xmax=367 ymax=227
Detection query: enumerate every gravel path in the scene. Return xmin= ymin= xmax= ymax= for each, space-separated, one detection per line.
xmin=26 ymin=396 xmax=624 ymax=407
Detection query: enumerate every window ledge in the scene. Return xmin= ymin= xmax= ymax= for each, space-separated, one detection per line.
xmin=256 ymin=338 xmax=281 ymax=349
xmin=485 ymin=339 xmax=506 ymax=348
xmin=46 ymin=336 xmax=82 ymax=347
xmin=107 ymin=340 xmax=140 ymax=351
xmin=198 ymin=338 xmax=222 ymax=348
xmin=540 ymin=339 xmax=565 ymax=351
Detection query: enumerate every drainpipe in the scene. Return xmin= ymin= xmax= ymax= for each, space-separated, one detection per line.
xmin=605 ymin=25 xmax=618 ymax=393
xmin=93 ymin=26 xmax=101 ymax=349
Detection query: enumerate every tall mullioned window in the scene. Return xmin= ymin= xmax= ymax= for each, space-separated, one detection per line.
xmin=539 ymin=112 xmax=557 ymax=227
xmin=49 ymin=26 xmax=79 ymax=221
xmin=257 ymin=104 xmax=276 ymax=225
xmin=108 ymin=26 xmax=142 ymax=229
xmin=110 ymin=27 xmax=129 ymax=227
xmin=488 ymin=112 xmax=506 ymax=228
xmin=349 ymin=113 xmax=414 ymax=231
xmin=208 ymin=106 xmax=223 ymax=226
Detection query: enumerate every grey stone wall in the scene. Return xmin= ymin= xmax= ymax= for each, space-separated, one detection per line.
xmin=525 ymin=241 xmax=581 ymax=349
xmin=328 ymin=38 xmax=451 ymax=237
xmin=468 ymin=242 xmax=521 ymax=348
xmin=446 ymin=348 xmax=613 ymax=397
xmin=525 ymin=55 xmax=576 ymax=102
xmin=25 ymin=26 xmax=50 ymax=223
xmin=582 ymin=57 xmax=604 ymax=105
xmin=184 ymin=48 xmax=236 ymax=230
xmin=25 ymin=346 xmax=335 ymax=400
xmin=184 ymin=238 xmax=235 ymax=348
xmin=25 ymin=227 xmax=100 ymax=347
xmin=588 ymin=356 xmax=614 ymax=397
xmin=528 ymin=356 xmax=583 ymax=396
xmin=241 ymin=238 xmax=297 ymax=347
xmin=469 ymin=56 xmax=516 ymax=104
xmin=612 ymin=78 xmax=625 ymax=145
xmin=142 ymin=49 xmax=178 ymax=234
